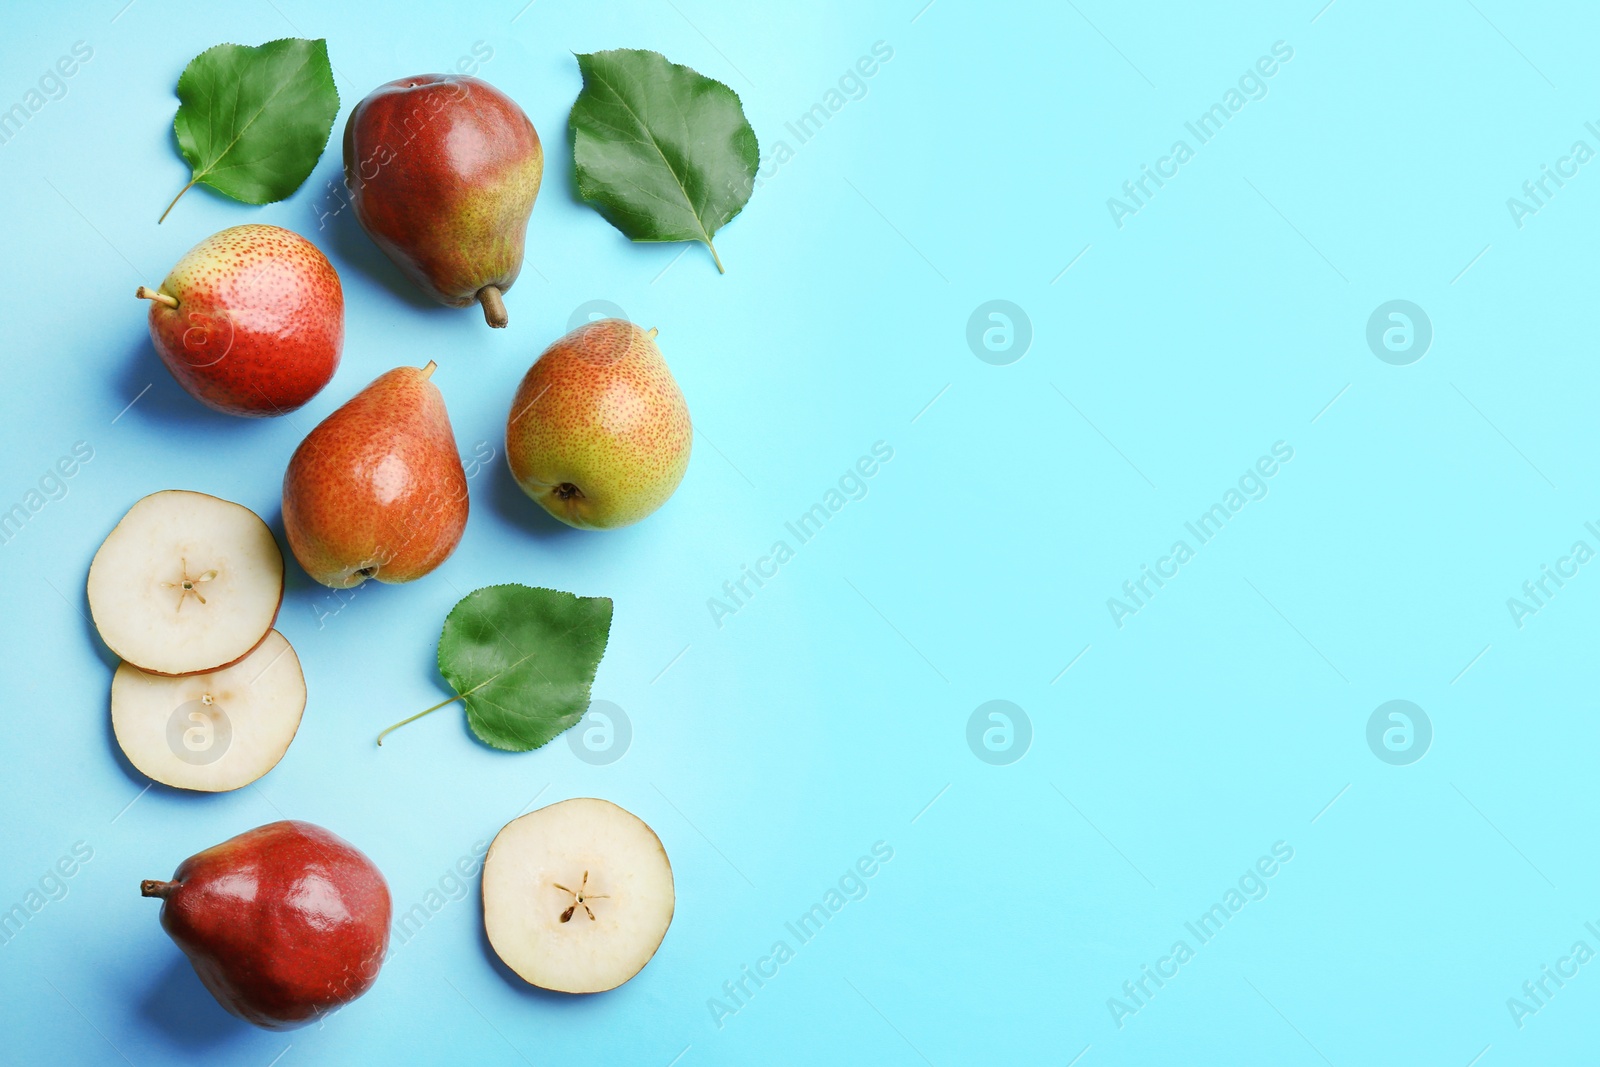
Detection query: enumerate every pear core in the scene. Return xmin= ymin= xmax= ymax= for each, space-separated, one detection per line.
xmin=483 ymin=798 xmax=674 ymax=993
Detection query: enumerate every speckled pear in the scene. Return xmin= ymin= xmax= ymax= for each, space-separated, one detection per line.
xmin=282 ymin=362 xmax=468 ymax=587
xmin=137 ymin=224 xmax=342 ymax=416
xmin=505 ymin=319 xmax=691 ymax=529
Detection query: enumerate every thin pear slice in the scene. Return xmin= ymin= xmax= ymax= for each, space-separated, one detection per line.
xmin=88 ymin=490 xmax=284 ymax=675
xmin=111 ymin=630 xmax=305 ymax=792
xmin=483 ymin=798 xmax=674 ymax=993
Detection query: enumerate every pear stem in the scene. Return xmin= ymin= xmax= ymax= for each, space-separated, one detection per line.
xmin=141 ymin=879 xmax=179 ymax=899
xmin=157 ymin=179 xmax=196 ymax=225
xmin=136 ymin=286 xmax=178 ymax=309
xmin=705 ymin=238 xmax=725 ymax=274
xmin=478 ymin=286 xmax=508 ymax=328
xmin=420 ymin=360 xmax=437 ymax=380
xmin=377 ymin=694 xmax=464 ymax=746
xmin=645 ymin=327 xmax=659 ymax=340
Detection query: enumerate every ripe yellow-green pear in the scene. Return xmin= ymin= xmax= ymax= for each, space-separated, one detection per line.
xmin=505 ymin=319 xmax=691 ymax=529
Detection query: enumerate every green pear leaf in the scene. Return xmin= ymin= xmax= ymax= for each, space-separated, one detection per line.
xmin=569 ymin=48 xmax=758 ymax=272
xmin=161 ymin=38 xmax=339 ymax=223
xmin=380 ymin=585 xmax=613 ymax=752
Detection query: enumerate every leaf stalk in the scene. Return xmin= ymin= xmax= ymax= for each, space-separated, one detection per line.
xmin=377 ymin=693 xmax=464 ymax=746
xmin=158 ymin=179 xmax=197 ymax=224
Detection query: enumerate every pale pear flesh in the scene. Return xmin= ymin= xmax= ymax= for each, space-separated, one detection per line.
xmin=87 ymin=491 xmax=284 ymax=675
xmin=111 ymin=630 xmax=305 ymax=792
xmin=483 ymin=798 xmax=674 ymax=993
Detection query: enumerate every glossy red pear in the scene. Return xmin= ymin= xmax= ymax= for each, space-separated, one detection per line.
xmin=141 ymin=821 xmax=390 ymax=1030
xmin=343 ymin=75 xmax=542 ymax=327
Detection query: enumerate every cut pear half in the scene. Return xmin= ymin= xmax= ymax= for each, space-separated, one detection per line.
xmin=88 ymin=490 xmax=284 ymax=675
xmin=111 ymin=630 xmax=305 ymax=792
xmin=483 ymin=798 xmax=674 ymax=993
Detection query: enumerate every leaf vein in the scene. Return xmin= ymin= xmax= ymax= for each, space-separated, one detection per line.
xmin=189 ymin=46 xmax=320 ymax=186
xmin=584 ymin=64 xmax=716 ymax=248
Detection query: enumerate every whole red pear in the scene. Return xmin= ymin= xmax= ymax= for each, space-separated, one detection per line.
xmin=141 ymin=821 xmax=390 ymax=1030
xmin=138 ymin=224 xmax=343 ymax=417
xmin=343 ymin=75 xmax=542 ymax=328
xmin=282 ymin=361 xmax=468 ymax=588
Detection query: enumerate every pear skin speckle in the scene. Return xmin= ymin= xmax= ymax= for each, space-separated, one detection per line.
xmin=146 ymin=224 xmax=343 ymax=417
xmin=505 ymin=320 xmax=692 ymax=529
xmin=282 ymin=364 xmax=468 ymax=587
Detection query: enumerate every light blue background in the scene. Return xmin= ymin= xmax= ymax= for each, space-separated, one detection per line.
xmin=2 ymin=0 xmax=1596 ymax=1063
